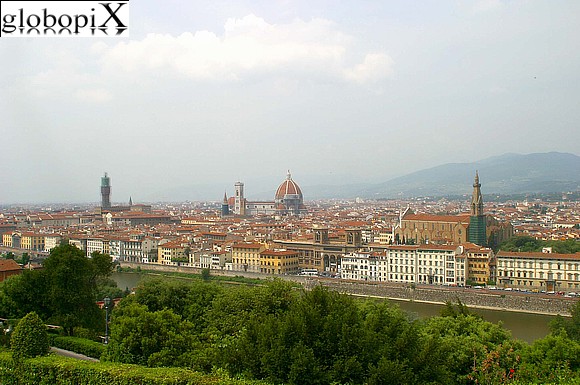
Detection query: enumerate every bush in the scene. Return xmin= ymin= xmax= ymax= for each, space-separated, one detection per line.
xmin=52 ymin=336 xmax=105 ymax=359
xmin=0 ymin=351 xmax=266 ymax=385
xmin=10 ymin=311 xmax=49 ymax=361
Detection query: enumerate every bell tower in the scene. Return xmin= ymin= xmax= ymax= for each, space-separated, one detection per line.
xmin=221 ymin=191 xmax=230 ymax=217
xmin=468 ymin=171 xmax=486 ymax=246
xmin=471 ymin=171 xmax=484 ymax=216
xmin=234 ymin=182 xmax=245 ymax=215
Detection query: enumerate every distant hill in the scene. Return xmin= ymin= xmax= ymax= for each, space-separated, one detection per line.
xmin=149 ymin=152 xmax=580 ymax=201
xmin=359 ymin=152 xmax=580 ymax=198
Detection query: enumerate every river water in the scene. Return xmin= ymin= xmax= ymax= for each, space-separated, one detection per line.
xmin=111 ymin=272 xmax=554 ymax=344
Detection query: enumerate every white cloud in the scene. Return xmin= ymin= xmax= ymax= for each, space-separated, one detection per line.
xmin=96 ymin=14 xmax=393 ymax=84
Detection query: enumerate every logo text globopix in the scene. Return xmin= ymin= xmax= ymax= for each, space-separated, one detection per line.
xmin=1 ymin=1 xmax=129 ymax=37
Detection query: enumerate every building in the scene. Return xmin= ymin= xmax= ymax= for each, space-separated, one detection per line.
xmin=109 ymin=235 xmax=160 ymax=263
xmin=341 ymin=245 xmax=466 ymax=286
xmin=44 ymin=235 xmax=62 ymax=252
xmin=101 ymin=173 xmax=111 ymax=209
xmin=221 ymin=192 xmax=230 ymax=217
xmin=157 ymin=241 xmax=187 ymax=266
xmin=275 ymin=227 xmax=364 ymax=273
xmin=341 ymin=252 xmax=384 ymax=281
xmin=496 ymin=250 xmax=580 ymax=291
xmin=229 ymin=171 xmax=307 ymax=216
xmin=0 ymin=259 xmax=22 ymax=282
xmin=394 ymin=211 xmax=470 ymax=245
xmin=394 ymin=172 xmax=512 ymax=248
xmin=460 ymin=243 xmax=494 ymax=285
xmin=468 ymin=171 xmax=486 ymax=246
xmin=98 ymin=173 xmax=152 ymax=215
xmin=86 ymin=237 xmax=109 ymax=257
xmin=2 ymin=232 xmax=20 ymax=249
xmin=274 ymin=171 xmax=307 ymax=215
xmin=260 ymin=249 xmax=300 ymax=275
xmin=231 ymin=242 xmax=266 ymax=272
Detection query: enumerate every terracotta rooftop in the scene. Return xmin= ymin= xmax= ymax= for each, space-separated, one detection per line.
xmin=0 ymin=259 xmax=22 ymax=272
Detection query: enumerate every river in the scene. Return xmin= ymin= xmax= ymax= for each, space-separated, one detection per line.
xmin=111 ymin=271 xmax=554 ymax=344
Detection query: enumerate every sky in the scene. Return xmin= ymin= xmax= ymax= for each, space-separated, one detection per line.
xmin=1 ymin=0 xmax=579 ymax=204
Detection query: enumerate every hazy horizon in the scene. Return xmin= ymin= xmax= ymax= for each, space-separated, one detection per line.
xmin=2 ymin=1 xmax=580 ymax=203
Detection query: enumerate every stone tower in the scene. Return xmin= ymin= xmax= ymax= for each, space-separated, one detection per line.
xmin=234 ymin=181 xmax=245 ymax=215
xmin=468 ymin=171 xmax=486 ymax=246
xmin=101 ymin=173 xmax=111 ymax=209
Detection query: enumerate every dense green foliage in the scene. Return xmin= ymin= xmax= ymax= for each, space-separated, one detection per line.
xmin=51 ymin=336 xmax=105 ymax=359
xmin=101 ymin=278 xmax=580 ymax=385
xmin=0 ymin=352 xmax=266 ymax=385
xmin=10 ymin=311 xmax=49 ymax=361
xmin=0 ymin=244 xmax=118 ymax=336
xmin=500 ymin=236 xmax=580 ymax=254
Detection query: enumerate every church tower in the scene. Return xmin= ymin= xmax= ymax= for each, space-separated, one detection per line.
xmin=221 ymin=191 xmax=230 ymax=217
xmin=234 ymin=182 xmax=245 ymax=215
xmin=468 ymin=171 xmax=486 ymax=246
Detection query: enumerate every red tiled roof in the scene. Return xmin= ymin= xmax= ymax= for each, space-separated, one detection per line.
xmin=0 ymin=259 xmax=22 ymax=272
xmin=497 ymin=251 xmax=580 ymax=261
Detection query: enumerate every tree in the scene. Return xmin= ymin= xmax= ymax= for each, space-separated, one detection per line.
xmin=42 ymin=243 xmax=103 ymax=335
xmin=201 ymin=268 xmax=210 ymax=281
xmin=550 ymin=300 xmax=580 ymax=341
xmin=0 ymin=270 xmax=50 ymax=320
xmin=102 ymin=301 xmax=198 ymax=368
xmin=20 ymin=253 xmax=30 ymax=266
xmin=90 ymin=251 xmax=115 ymax=279
xmin=10 ymin=311 xmax=49 ymax=361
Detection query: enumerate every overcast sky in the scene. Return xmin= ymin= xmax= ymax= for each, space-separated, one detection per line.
xmin=1 ymin=0 xmax=579 ymax=204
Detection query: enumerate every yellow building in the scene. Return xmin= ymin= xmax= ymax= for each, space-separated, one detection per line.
xmin=21 ymin=232 xmax=45 ymax=251
xmin=231 ymin=242 xmax=266 ymax=272
xmin=461 ymin=243 xmax=494 ymax=285
xmin=260 ymin=249 xmax=300 ymax=275
xmin=2 ymin=232 xmax=14 ymax=247
xmin=157 ymin=241 xmax=187 ymax=266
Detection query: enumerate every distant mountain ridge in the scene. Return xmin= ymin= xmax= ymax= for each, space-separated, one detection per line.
xmin=149 ymin=152 xmax=579 ymax=201
xmin=303 ymin=152 xmax=580 ymax=199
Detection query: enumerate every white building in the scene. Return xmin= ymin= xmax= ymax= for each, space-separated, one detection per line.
xmin=341 ymin=252 xmax=385 ymax=282
xmin=496 ymin=250 xmax=580 ymax=291
xmin=86 ymin=237 xmax=107 ymax=257
xmin=44 ymin=235 xmax=62 ymax=252
xmin=416 ymin=245 xmax=458 ymax=286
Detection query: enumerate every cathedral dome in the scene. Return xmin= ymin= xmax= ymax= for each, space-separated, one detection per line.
xmin=275 ymin=171 xmax=303 ymax=201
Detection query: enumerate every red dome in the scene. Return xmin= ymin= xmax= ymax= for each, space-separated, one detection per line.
xmin=275 ymin=171 xmax=303 ymax=200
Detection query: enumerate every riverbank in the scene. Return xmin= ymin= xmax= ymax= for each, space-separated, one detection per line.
xmin=118 ymin=262 xmax=576 ymax=316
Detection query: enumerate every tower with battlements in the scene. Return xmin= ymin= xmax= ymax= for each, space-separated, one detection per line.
xmin=101 ymin=173 xmax=111 ymax=209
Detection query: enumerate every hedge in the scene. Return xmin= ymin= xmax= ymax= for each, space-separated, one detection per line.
xmin=51 ymin=336 xmax=105 ymax=359
xmin=0 ymin=352 xmax=265 ymax=385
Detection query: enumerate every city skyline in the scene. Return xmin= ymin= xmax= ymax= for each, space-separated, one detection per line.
xmin=2 ymin=1 xmax=580 ymax=203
